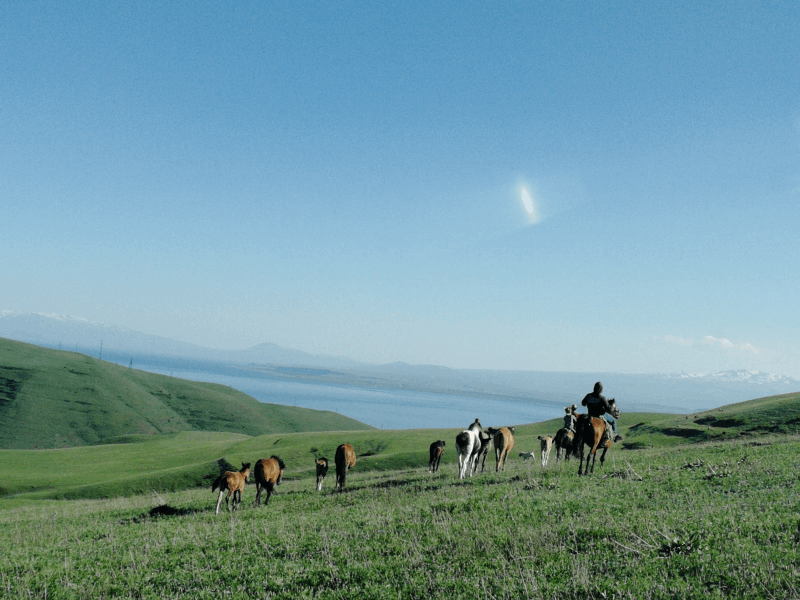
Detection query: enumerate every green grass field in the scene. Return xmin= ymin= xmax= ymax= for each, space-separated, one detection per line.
xmin=1 ymin=339 xmax=799 ymax=598
xmin=0 ymin=338 xmax=371 ymax=449
xmin=1 ymin=432 xmax=798 ymax=599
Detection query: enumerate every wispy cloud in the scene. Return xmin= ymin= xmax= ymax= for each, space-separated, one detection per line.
xmin=664 ymin=334 xmax=759 ymax=354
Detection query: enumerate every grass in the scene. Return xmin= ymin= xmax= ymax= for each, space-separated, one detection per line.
xmin=1 ymin=434 xmax=798 ymax=599
xmin=2 ymin=391 xmax=799 ymax=501
xmin=0 ymin=338 xmax=372 ymax=449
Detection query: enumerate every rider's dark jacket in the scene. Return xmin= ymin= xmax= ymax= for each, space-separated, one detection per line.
xmin=581 ymin=382 xmax=613 ymax=418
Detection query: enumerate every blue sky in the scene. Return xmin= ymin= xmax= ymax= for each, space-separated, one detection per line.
xmin=2 ymin=1 xmax=799 ymax=376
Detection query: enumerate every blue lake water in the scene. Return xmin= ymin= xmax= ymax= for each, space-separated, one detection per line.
xmin=136 ymin=364 xmax=563 ymax=430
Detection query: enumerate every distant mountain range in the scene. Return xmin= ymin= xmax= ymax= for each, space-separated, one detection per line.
xmin=3 ymin=311 xmax=799 ymax=414
xmin=0 ymin=311 xmax=362 ymax=368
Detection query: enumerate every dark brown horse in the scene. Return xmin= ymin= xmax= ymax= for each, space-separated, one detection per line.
xmin=315 ymin=457 xmax=329 ymax=491
xmin=334 ymin=443 xmax=357 ymax=491
xmin=471 ymin=431 xmax=492 ymax=475
xmin=576 ymin=399 xmax=620 ymax=475
xmin=253 ymin=456 xmax=286 ymax=506
xmin=212 ymin=462 xmax=251 ymax=514
xmin=428 ymin=441 xmax=446 ymax=473
xmin=554 ymin=427 xmax=577 ymax=462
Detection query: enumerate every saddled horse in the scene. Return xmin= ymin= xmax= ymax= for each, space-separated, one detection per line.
xmin=576 ymin=399 xmax=620 ymax=476
xmin=315 ymin=457 xmax=329 ymax=491
xmin=554 ymin=427 xmax=578 ymax=462
xmin=212 ymin=462 xmax=251 ymax=514
xmin=456 ymin=418 xmax=483 ymax=479
xmin=253 ymin=456 xmax=286 ymax=506
xmin=428 ymin=440 xmax=446 ymax=473
xmin=334 ymin=443 xmax=357 ymax=491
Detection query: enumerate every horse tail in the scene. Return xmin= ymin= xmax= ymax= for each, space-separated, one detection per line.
xmin=211 ymin=474 xmax=224 ymax=492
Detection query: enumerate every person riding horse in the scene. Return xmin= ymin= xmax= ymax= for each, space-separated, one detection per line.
xmin=581 ymin=382 xmax=622 ymax=442
xmin=563 ymin=405 xmax=577 ymax=433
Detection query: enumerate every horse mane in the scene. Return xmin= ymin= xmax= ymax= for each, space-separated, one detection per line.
xmin=240 ymin=462 xmax=251 ymax=472
xmin=270 ymin=455 xmax=286 ymax=470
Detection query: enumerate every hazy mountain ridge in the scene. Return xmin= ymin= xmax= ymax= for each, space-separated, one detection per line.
xmin=3 ymin=312 xmax=799 ymax=413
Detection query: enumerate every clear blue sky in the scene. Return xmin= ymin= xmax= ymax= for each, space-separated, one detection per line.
xmin=2 ymin=1 xmax=799 ymax=376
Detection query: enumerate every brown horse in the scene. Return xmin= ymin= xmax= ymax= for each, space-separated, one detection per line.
xmin=428 ymin=441 xmax=446 ymax=473
xmin=576 ymin=399 xmax=620 ymax=475
xmin=315 ymin=457 xmax=329 ymax=491
xmin=488 ymin=426 xmax=515 ymax=472
xmin=212 ymin=462 xmax=251 ymax=514
xmin=253 ymin=456 xmax=286 ymax=506
xmin=334 ymin=443 xmax=357 ymax=491
xmin=554 ymin=427 xmax=577 ymax=462
xmin=538 ymin=435 xmax=553 ymax=467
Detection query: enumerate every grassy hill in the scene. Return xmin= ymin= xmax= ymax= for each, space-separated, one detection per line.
xmin=0 ymin=338 xmax=372 ymax=449
xmin=619 ymin=391 xmax=800 ymax=449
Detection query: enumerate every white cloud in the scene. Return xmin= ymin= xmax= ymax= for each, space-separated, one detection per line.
xmin=664 ymin=334 xmax=759 ymax=354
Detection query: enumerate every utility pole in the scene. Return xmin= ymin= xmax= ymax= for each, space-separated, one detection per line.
xmin=129 ymin=357 xmax=133 ymax=369
xmin=99 ymin=340 xmax=103 ymax=361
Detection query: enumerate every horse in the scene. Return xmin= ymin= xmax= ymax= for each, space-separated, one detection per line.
xmin=488 ymin=426 xmax=515 ymax=472
xmin=455 ymin=418 xmax=483 ymax=479
xmin=554 ymin=427 xmax=577 ymax=462
xmin=212 ymin=462 xmax=251 ymax=514
xmin=253 ymin=456 xmax=286 ymax=506
xmin=472 ymin=430 xmax=493 ymax=475
xmin=519 ymin=450 xmax=536 ymax=461
xmin=334 ymin=443 xmax=357 ymax=491
xmin=428 ymin=441 xmax=446 ymax=473
xmin=538 ymin=435 xmax=553 ymax=467
xmin=315 ymin=457 xmax=329 ymax=491
xmin=576 ymin=399 xmax=620 ymax=476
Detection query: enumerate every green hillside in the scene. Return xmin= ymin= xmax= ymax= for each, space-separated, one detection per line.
xmin=0 ymin=338 xmax=372 ymax=449
xmin=619 ymin=391 xmax=800 ymax=449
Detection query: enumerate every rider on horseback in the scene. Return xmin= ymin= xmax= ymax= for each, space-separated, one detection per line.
xmin=563 ymin=405 xmax=577 ymax=433
xmin=581 ymin=382 xmax=622 ymax=442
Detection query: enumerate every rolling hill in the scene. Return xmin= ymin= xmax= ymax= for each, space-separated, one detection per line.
xmin=0 ymin=338 xmax=372 ymax=450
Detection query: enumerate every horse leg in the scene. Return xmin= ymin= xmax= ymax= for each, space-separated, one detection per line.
xmin=215 ymin=490 xmax=225 ymax=515
xmin=265 ymin=482 xmax=274 ymax=506
xmin=254 ymin=483 xmax=262 ymax=507
xmin=599 ymin=445 xmax=609 ymax=468
xmin=589 ymin=435 xmax=601 ymax=474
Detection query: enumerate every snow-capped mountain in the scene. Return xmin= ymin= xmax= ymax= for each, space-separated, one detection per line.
xmin=669 ymin=370 xmax=798 ymax=386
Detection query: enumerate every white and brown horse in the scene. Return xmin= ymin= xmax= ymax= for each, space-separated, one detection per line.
xmin=253 ymin=456 xmax=286 ymax=507
xmin=456 ymin=418 xmax=483 ymax=479
xmin=488 ymin=427 xmax=515 ymax=472
xmin=315 ymin=457 xmax=329 ymax=491
xmin=212 ymin=462 xmax=251 ymax=514
xmin=472 ymin=430 xmax=493 ymax=475
xmin=334 ymin=443 xmax=357 ymax=491
xmin=428 ymin=441 xmax=446 ymax=473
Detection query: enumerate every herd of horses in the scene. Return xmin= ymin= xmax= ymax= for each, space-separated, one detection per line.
xmin=211 ymin=402 xmax=620 ymax=513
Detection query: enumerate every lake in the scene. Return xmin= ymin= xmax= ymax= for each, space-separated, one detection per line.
xmin=136 ymin=364 xmax=563 ymax=430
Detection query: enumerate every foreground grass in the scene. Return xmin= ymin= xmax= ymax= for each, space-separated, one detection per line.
xmin=2 ymin=435 xmax=799 ymax=599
